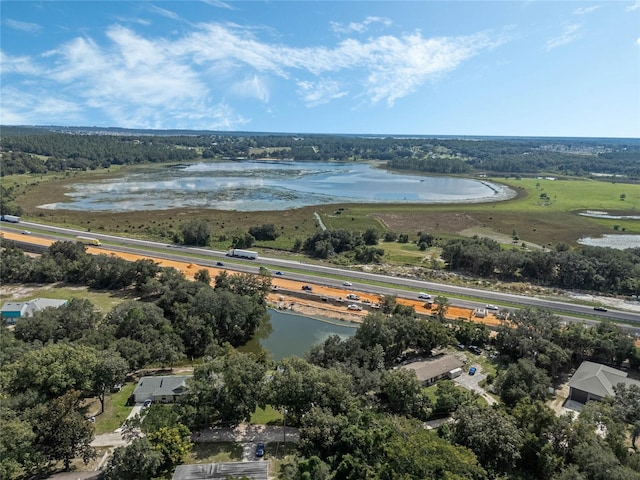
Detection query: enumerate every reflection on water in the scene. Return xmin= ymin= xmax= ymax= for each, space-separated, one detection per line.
xmin=577 ymin=234 xmax=640 ymax=250
xmin=239 ymin=309 xmax=357 ymax=361
xmin=39 ymin=161 xmax=516 ymax=211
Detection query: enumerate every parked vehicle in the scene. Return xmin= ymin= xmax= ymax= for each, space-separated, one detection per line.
xmin=226 ymin=248 xmax=258 ymax=259
xmin=143 ymin=399 xmax=152 ymax=408
xmin=469 ymin=367 xmax=477 ymax=375
xmin=346 ymin=293 xmax=360 ymax=300
xmin=1 ymin=214 xmax=20 ymax=223
xmin=468 ymin=345 xmax=483 ymax=355
xmin=448 ymin=367 xmax=463 ymax=379
xmin=76 ymin=235 xmax=101 ymax=246
xmin=347 ymin=304 xmax=362 ymax=311
xmin=302 ymin=285 xmax=313 ymax=291
xmin=255 ymin=442 xmax=265 ymax=457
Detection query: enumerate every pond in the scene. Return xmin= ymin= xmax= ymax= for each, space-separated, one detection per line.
xmin=577 ymin=234 xmax=640 ymax=250
xmin=240 ymin=309 xmax=358 ymax=361
xmin=39 ymin=161 xmax=515 ymax=212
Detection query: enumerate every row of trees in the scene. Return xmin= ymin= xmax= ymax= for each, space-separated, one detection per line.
xmin=442 ymin=237 xmax=640 ymax=295
xmin=3 ymin=126 xmax=638 ymax=178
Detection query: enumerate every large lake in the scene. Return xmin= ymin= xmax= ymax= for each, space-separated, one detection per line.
xmin=40 ymin=161 xmax=515 ymax=211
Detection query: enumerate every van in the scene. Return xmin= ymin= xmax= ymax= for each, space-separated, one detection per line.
xmin=448 ymin=367 xmax=463 ymax=379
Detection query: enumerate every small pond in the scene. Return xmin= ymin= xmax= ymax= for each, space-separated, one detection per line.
xmin=577 ymin=234 xmax=640 ymax=249
xmin=240 ymin=309 xmax=358 ymax=361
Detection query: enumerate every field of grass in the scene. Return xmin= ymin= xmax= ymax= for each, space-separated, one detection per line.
xmin=5 ymin=167 xmax=639 ymax=256
xmin=5 ymin=284 xmax=129 ymax=313
xmin=187 ymin=442 xmax=244 ymax=464
xmin=250 ymin=405 xmax=284 ymax=425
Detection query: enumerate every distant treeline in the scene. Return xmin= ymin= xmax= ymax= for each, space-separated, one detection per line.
xmin=442 ymin=237 xmax=640 ymax=295
xmin=1 ymin=126 xmax=638 ymax=177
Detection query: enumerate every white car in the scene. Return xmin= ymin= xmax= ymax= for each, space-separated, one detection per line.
xmin=343 ymin=281 xmax=353 ymax=286
xmin=485 ymin=304 xmax=499 ymax=311
xmin=418 ymin=293 xmax=432 ymax=299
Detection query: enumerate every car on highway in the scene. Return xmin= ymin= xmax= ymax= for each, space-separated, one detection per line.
xmin=255 ymin=442 xmax=265 ymax=457
xmin=343 ymin=281 xmax=353 ymax=286
xmin=418 ymin=292 xmax=432 ymax=299
xmin=594 ymin=306 xmax=608 ymax=312
xmin=347 ymin=304 xmax=362 ymax=311
xmin=469 ymin=367 xmax=477 ymax=376
xmin=21 ymin=230 xmax=31 ymax=235
xmin=216 ymin=261 xmax=224 ymax=266
xmin=485 ymin=304 xmax=499 ymax=311
xmin=275 ymin=271 xmax=284 ymax=275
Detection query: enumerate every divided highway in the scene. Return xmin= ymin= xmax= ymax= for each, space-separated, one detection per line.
xmin=5 ymin=221 xmax=640 ymax=330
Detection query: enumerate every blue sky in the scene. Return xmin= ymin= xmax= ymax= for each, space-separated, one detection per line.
xmin=1 ymin=1 xmax=639 ymax=137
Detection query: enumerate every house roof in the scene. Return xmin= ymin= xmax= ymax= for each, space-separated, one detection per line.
xmin=134 ymin=375 xmax=192 ymax=398
xmin=1 ymin=298 xmax=67 ymax=317
xmin=568 ymin=361 xmax=640 ymax=398
xmin=173 ymin=461 xmax=267 ymax=480
xmin=1 ymin=302 xmax=29 ymax=314
xmin=400 ymin=355 xmax=464 ymax=383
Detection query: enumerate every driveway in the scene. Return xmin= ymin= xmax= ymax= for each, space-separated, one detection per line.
xmin=453 ymin=363 xmax=497 ymax=405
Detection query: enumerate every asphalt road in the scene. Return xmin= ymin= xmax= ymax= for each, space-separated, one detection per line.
xmin=5 ymin=220 xmax=640 ymax=330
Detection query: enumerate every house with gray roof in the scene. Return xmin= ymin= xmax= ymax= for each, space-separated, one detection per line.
xmin=173 ymin=461 xmax=267 ymax=480
xmin=133 ymin=375 xmax=192 ymax=403
xmin=401 ymin=354 xmax=465 ymax=386
xmin=568 ymin=361 xmax=640 ymax=404
xmin=1 ymin=298 xmax=68 ymax=324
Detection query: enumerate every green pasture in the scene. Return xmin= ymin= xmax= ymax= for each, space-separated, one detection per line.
xmin=4 ymin=168 xmax=639 ymax=250
xmin=11 ymin=285 xmax=128 ymax=313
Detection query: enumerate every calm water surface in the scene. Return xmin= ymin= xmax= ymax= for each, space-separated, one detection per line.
xmin=40 ymin=161 xmax=515 ymax=211
xmin=240 ymin=309 xmax=357 ymax=361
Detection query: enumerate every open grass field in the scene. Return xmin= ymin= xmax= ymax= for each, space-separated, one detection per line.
xmin=5 ymin=166 xmax=639 ymax=258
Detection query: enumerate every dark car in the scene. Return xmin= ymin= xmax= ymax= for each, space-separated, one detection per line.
xmin=594 ymin=306 xmax=608 ymax=312
xmin=216 ymin=261 xmax=224 ymax=266
xmin=468 ymin=345 xmax=483 ymax=355
xmin=302 ymin=285 xmax=313 ymax=291
xmin=276 ymin=271 xmax=284 ymax=275
xmin=469 ymin=367 xmax=477 ymax=375
xmin=255 ymin=442 xmax=265 ymax=457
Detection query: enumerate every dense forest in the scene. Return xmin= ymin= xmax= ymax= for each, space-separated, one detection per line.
xmin=1 ymin=126 xmax=639 ymax=177
xmin=1 ymin=241 xmax=640 ymax=479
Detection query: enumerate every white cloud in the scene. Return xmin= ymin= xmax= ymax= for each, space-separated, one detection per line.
xmin=573 ymin=5 xmax=600 ymax=15
xmin=4 ymin=19 xmax=503 ymax=128
xmin=202 ymin=0 xmax=236 ymax=10
xmin=546 ymin=24 xmax=582 ymax=50
xmin=626 ymin=1 xmax=640 ymax=12
xmin=636 ymin=37 xmax=640 ymax=46
xmin=231 ymin=75 xmax=270 ymax=102
xmin=0 ymin=87 xmax=83 ymax=125
xmin=330 ymin=16 xmax=392 ymax=34
xmin=297 ymin=79 xmax=348 ymax=107
xmin=148 ymin=5 xmax=181 ymax=21
xmin=0 ymin=51 xmax=41 ymax=75
xmin=4 ymin=18 xmax=42 ymax=34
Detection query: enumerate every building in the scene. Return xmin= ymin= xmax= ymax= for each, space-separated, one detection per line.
xmin=400 ymin=354 xmax=465 ymax=386
xmin=1 ymin=298 xmax=68 ymax=324
xmin=568 ymin=361 xmax=640 ymax=404
xmin=173 ymin=461 xmax=267 ymax=480
xmin=133 ymin=375 xmax=192 ymax=403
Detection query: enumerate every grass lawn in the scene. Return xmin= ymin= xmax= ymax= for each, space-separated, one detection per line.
xmin=250 ymin=405 xmax=283 ymax=425
xmin=7 ymin=283 xmax=130 ymax=314
xmin=93 ymin=382 xmax=136 ymax=434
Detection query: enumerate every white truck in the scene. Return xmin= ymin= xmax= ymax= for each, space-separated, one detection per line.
xmin=226 ymin=248 xmax=258 ymax=260
xmin=1 ymin=214 xmax=20 ymax=223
